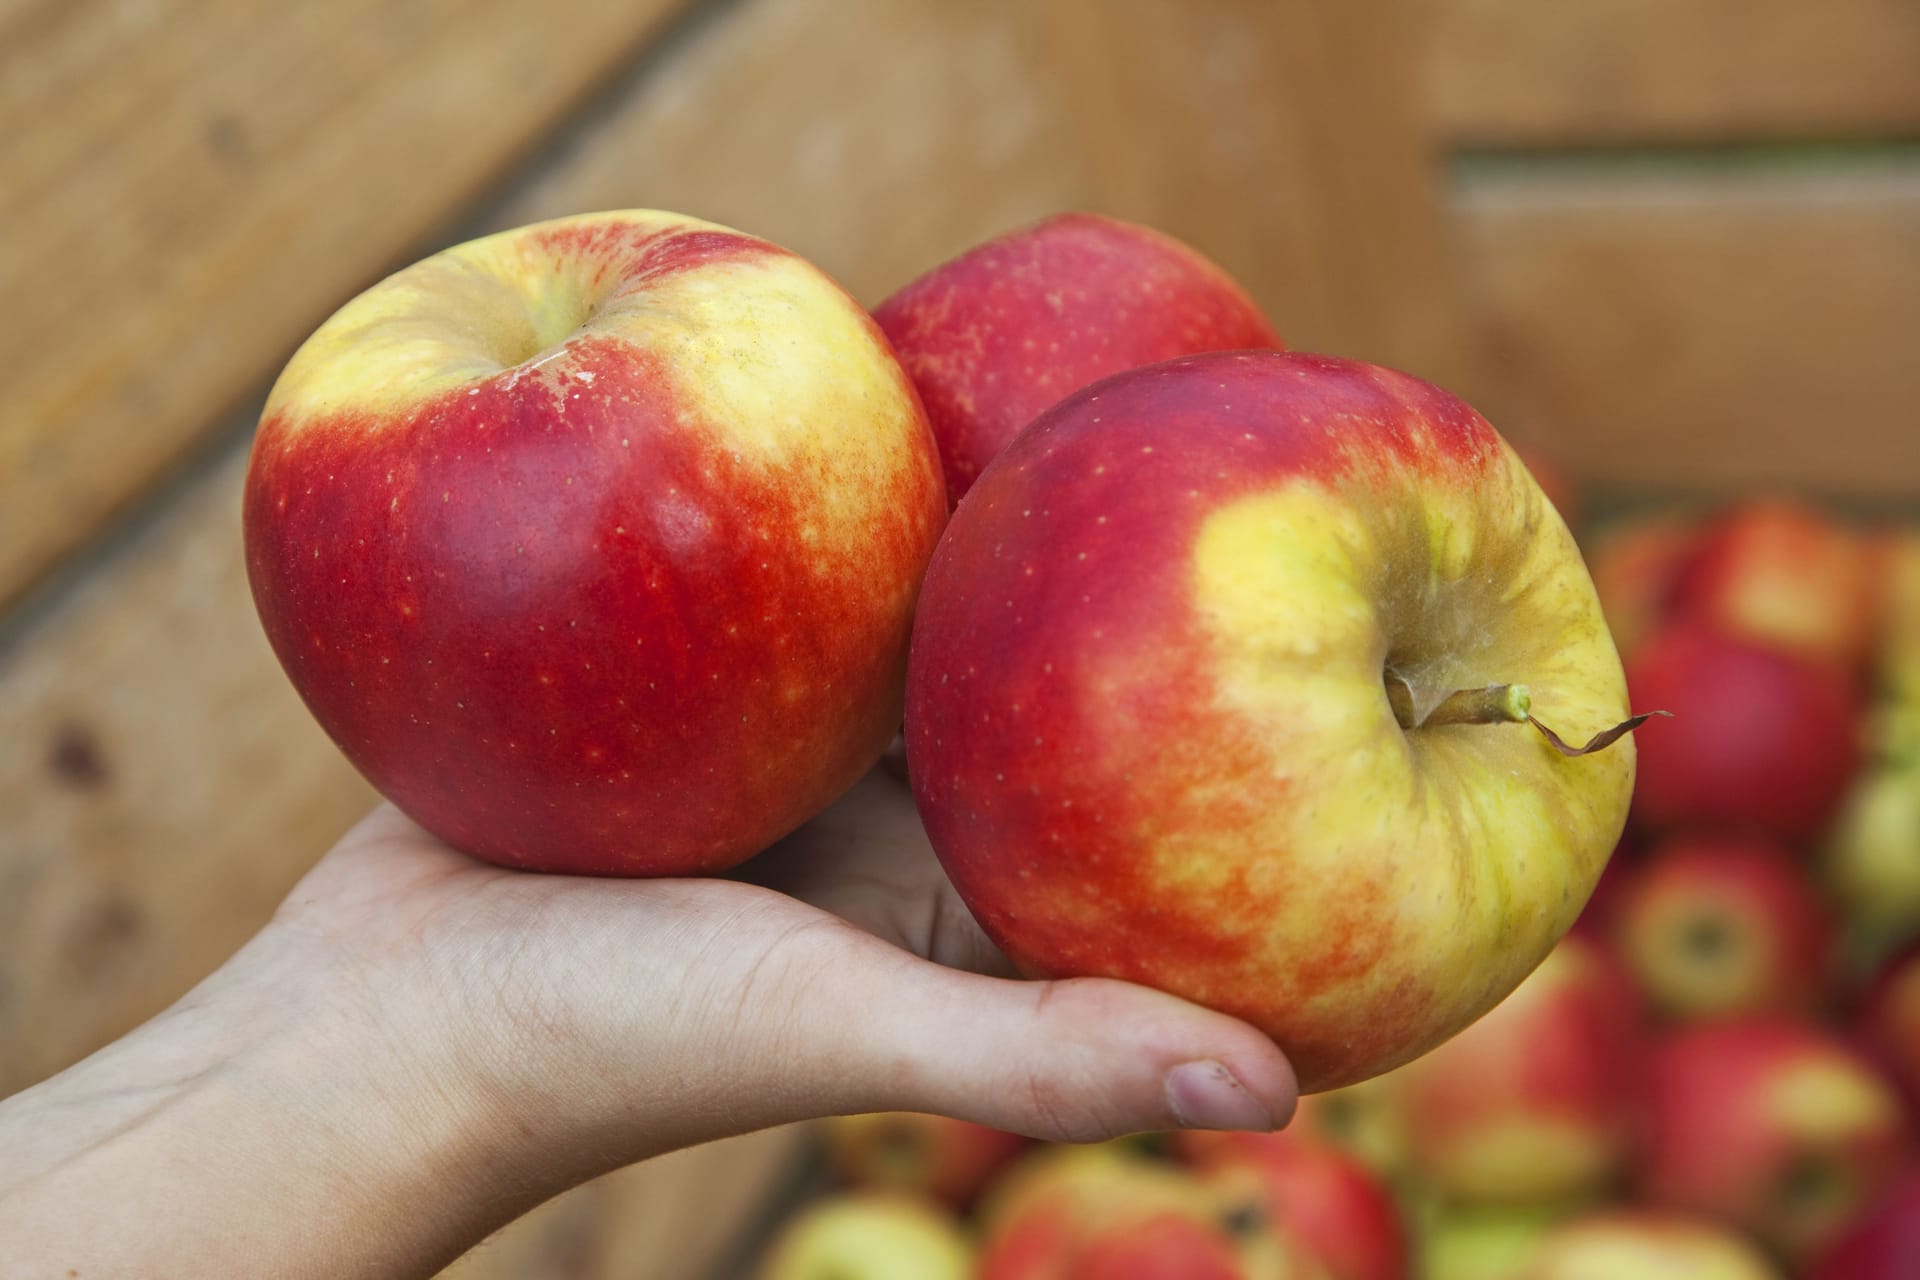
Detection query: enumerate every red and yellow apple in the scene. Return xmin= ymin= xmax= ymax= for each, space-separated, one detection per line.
xmin=1626 ymin=625 xmax=1861 ymax=842
xmin=977 ymin=1145 xmax=1315 ymax=1280
xmin=1670 ymin=498 xmax=1878 ymax=672
xmin=1823 ymin=758 xmax=1920 ymax=932
xmin=1610 ymin=834 xmax=1834 ymax=1020
xmin=874 ymin=212 xmax=1280 ymax=506
xmin=755 ymin=1192 xmax=972 ymax=1280
xmin=823 ymin=1111 xmax=1028 ymax=1207
xmin=1397 ymin=933 xmax=1642 ymax=1205
xmin=905 ymin=351 xmax=1635 ymax=1091
xmin=1523 ymin=1210 xmax=1782 ymax=1280
xmin=245 ymin=211 xmax=946 ymax=874
xmin=1637 ymin=1017 xmax=1909 ymax=1262
xmin=1172 ymin=1129 xmax=1407 ymax=1280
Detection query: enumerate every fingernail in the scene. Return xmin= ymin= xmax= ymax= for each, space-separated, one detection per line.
xmin=1165 ymin=1059 xmax=1275 ymax=1132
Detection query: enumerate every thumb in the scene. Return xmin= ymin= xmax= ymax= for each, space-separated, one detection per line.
xmin=777 ymin=928 xmax=1298 ymax=1142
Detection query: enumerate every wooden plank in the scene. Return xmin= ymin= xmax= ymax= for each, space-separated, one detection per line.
xmin=1421 ymin=0 xmax=1920 ymax=145
xmin=1457 ymin=161 xmax=1920 ymax=497
xmin=484 ymin=0 xmax=1482 ymax=396
xmin=0 ymin=0 xmax=692 ymax=613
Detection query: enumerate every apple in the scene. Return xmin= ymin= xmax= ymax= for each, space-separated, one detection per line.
xmin=1397 ymin=933 xmax=1642 ymax=1205
xmin=823 ymin=1111 xmax=1027 ymax=1206
xmin=977 ymin=1144 xmax=1315 ymax=1279
xmin=1610 ymin=834 xmax=1834 ymax=1020
xmin=1670 ymin=498 xmax=1878 ymax=672
xmin=904 ymin=351 xmax=1635 ymax=1092
xmin=755 ymin=1191 xmax=972 ymax=1280
xmin=1512 ymin=444 xmax=1581 ymax=532
xmin=1856 ymin=942 xmax=1920 ymax=1108
xmin=1418 ymin=1207 xmax=1559 ymax=1280
xmin=1807 ymin=1172 xmax=1920 ymax=1280
xmin=1637 ymin=1017 xmax=1909 ymax=1262
xmin=1568 ymin=838 xmax=1637 ymax=941
xmin=1585 ymin=515 xmax=1698 ymax=662
xmin=1626 ymin=624 xmax=1862 ymax=842
xmin=1824 ymin=759 xmax=1920 ymax=933
xmin=1171 ymin=1129 xmax=1406 ymax=1280
xmin=245 ymin=211 xmax=946 ymax=874
xmin=1873 ymin=530 xmax=1920 ymax=701
xmin=873 ymin=212 xmax=1281 ymax=506
xmin=1523 ymin=1210 xmax=1782 ymax=1280
xmin=1284 ymin=1074 xmax=1410 ymax=1177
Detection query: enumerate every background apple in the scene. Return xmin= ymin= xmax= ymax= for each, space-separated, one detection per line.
xmin=824 ymin=1112 xmax=1028 ymax=1207
xmin=245 ymin=210 xmax=946 ymax=874
xmin=1806 ymin=1172 xmax=1920 ymax=1280
xmin=1172 ymin=1129 xmax=1407 ymax=1280
xmin=755 ymin=1192 xmax=972 ymax=1280
xmin=1670 ymin=497 xmax=1878 ymax=670
xmin=1609 ymin=834 xmax=1834 ymax=1019
xmin=873 ymin=212 xmax=1281 ymax=506
xmin=1637 ymin=1017 xmax=1909 ymax=1261
xmin=1626 ymin=625 xmax=1861 ymax=842
xmin=1856 ymin=943 xmax=1920 ymax=1107
xmin=1523 ymin=1210 xmax=1782 ymax=1280
xmin=1585 ymin=515 xmax=1698 ymax=663
xmin=906 ymin=350 xmax=1634 ymax=1092
xmin=1397 ymin=933 xmax=1642 ymax=1205
xmin=1824 ymin=758 xmax=1920 ymax=934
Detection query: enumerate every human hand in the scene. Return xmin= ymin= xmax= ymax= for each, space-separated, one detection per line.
xmin=0 ymin=768 xmax=1294 ymax=1278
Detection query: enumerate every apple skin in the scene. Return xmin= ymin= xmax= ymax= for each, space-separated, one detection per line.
xmin=1586 ymin=515 xmax=1698 ymax=663
xmin=1824 ymin=758 xmax=1920 ymax=933
xmin=755 ymin=1191 xmax=972 ymax=1280
xmin=906 ymin=350 xmax=1634 ymax=1092
xmin=1523 ymin=1210 xmax=1782 ymax=1280
xmin=1874 ymin=530 xmax=1920 ymax=701
xmin=245 ymin=211 xmax=946 ymax=874
xmin=873 ymin=212 xmax=1281 ymax=506
xmin=1856 ymin=942 xmax=1920 ymax=1109
xmin=1610 ymin=834 xmax=1834 ymax=1020
xmin=1807 ymin=1171 xmax=1920 ymax=1280
xmin=977 ymin=1145 xmax=1316 ymax=1280
xmin=1418 ymin=1206 xmax=1560 ymax=1280
xmin=1626 ymin=624 xmax=1862 ymax=842
xmin=1396 ymin=933 xmax=1643 ymax=1206
xmin=1637 ymin=1017 xmax=1910 ymax=1262
xmin=1171 ymin=1129 xmax=1407 ymax=1280
xmin=823 ymin=1111 xmax=1028 ymax=1207
xmin=1670 ymin=498 xmax=1878 ymax=672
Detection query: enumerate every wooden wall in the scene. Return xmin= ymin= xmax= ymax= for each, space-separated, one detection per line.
xmin=2 ymin=1 xmax=1915 ymax=1275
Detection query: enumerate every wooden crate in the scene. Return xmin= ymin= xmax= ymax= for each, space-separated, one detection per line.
xmin=3 ymin=1 xmax=1915 ymax=1275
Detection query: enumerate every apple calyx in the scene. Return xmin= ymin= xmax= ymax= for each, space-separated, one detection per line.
xmin=1385 ymin=672 xmax=1669 ymax=758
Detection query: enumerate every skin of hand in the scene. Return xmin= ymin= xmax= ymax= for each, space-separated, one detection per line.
xmin=0 ymin=769 xmax=1295 ymax=1278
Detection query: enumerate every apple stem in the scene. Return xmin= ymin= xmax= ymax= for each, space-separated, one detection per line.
xmin=1386 ymin=677 xmax=1532 ymax=730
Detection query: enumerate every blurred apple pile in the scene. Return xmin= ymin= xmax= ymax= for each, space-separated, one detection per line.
xmin=756 ymin=497 xmax=1920 ymax=1279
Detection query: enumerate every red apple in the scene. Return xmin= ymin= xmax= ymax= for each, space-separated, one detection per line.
xmin=823 ymin=1112 xmax=1027 ymax=1207
xmin=1569 ymin=839 xmax=1637 ymax=941
xmin=873 ymin=212 xmax=1280 ymax=506
xmin=977 ymin=1145 xmax=1315 ymax=1279
xmin=1806 ymin=1171 xmax=1920 ymax=1280
xmin=1397 ymin=933 xmax=1642 ymax=1206
xmin=1610 ymin=834 xmax=1834 ymax=1020
xmin=1857 ymin=942 xmax=1920 ymax=1109
xmin=1524 ymin=1210 xmax=1782 ymax=1280
xmin=1638 ymin=1017 xmax=1909 ymax=1262
xmin=1671 ymin=497 xmax=1878 ymax=672
xmin=1172 ymin=1129 xmax=1407 ymax=1280
xmin=1586 ymin=515 xmax=1698 ymax=663
xmin=1626 ymin=625 xmax=1862 ymax=842
xmin=245 ymin=211 xmax=946 ymax=874
xmin=905 ymin=351 xmax=1635 ymax=1092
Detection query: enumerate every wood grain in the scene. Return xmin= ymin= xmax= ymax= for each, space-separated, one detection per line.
xmin=1458 ymin=161 xmax=1920 ymax=497
xmin=485 ymin=0 xmax=1481 ymax=394
xmin=0 ymin=0 xmax=691 ymax=613
xmin=1421 ymin=0 xmax=1920 ymax=145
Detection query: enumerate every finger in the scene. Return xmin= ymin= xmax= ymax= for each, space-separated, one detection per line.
xmin=747 ymin=770 xmax=1013 ymax=975
xmin=751 ymin=924 xmax=1298 ymax=1143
